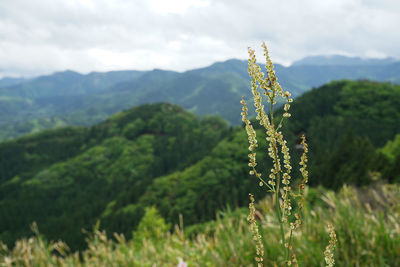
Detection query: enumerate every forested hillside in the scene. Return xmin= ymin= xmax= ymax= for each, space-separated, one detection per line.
xmin=0 ymin=103 xmax=229 ymax=249
xmin=1 ymin=57 xmax=400 ymax=140
xmin=1 ymin=80 xmax=399 ymax=251
xmin=279 ymin=80 xmax=400 ymax=189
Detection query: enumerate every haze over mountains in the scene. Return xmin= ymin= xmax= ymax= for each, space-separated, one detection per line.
xmin=0 ymin=55 xmax=399 ymax=140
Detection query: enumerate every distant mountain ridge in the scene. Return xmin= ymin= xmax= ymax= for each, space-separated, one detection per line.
xmin=292 ymin=55 xmax=398 ymax=66
xmin=0 ymin=77 xmax=28 ymax=88
xmin=0 ymin=70 xmax=145 ymax=98
xmin=0 ymin=55 xmax=399 ymax=140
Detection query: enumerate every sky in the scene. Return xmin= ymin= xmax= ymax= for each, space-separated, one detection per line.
xmin=0 ymin=0 xmax=399 ymax=77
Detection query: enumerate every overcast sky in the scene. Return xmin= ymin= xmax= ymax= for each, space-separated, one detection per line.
xmin=0 ymin=0 xmax=399 ymax=77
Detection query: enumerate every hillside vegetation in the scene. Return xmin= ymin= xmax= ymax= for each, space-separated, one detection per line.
xmin=1 ymin=184 xmax=399 ymax=266
xmin=278 ymin=80 xmax=400 ymax=189
xmin=0 ymin=103 xmax=229 ymax=249
xmin=0 ymin=80 xmax=400 ymax=262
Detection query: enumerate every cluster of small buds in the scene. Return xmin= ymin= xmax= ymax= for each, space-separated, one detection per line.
xmin=241 ymin=98 xmax=258 ymax=154
xmin=248 ymin=194 xmax=264 ymax=267
xmin=298 ymin=134 xmax=309 ymax=201
xmin=261 ymin=43 xmax=277 ymax=86
xmin=261 ymin=42 xmax=293 ymax=115
xmin=266 ymin=138 xmax=280 ymax=187
xmin=284 ymin=104 xmax=290 ymax=112
xmin=324 ymin=224 xmax=337 ymax=267
xmin=283 ymin=91 xmax=293 ymax=118
xmin=276 ymin=131 xmax=293 ymax=219
xmin=292 ymin=213 xmax=302 ymax=229
xmin=248 ymin=48 xmax=265 ymax=85
xmin=286 ymin=134 xmax=309 ymax=230
xmin=241 ymin=98 xmax=266 ymax=187
xmin=248 ymin=48 xmax=271 ymax=128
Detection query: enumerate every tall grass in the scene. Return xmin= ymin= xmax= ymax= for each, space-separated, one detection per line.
xmin=1 ymin=184 xmax=399 ymax=266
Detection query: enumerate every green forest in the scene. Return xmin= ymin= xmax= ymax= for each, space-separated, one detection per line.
xmin=1 ymin=76 xmax=400 ymax=265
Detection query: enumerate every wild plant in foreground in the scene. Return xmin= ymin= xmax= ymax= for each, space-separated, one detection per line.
xmin=324 ymin=223 xmax=337 ymax=267
xmin=241 ymin=42 xmax=336 ymax=266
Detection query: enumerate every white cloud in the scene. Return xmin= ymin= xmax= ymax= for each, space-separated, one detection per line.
xmin=0 ymin=0 xmax=399 ymax=77
xmin=147 ymin=0 xmax=210 ymax=15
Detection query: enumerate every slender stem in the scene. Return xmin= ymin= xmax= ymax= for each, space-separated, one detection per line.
xmin=270 ymin=96 xmax=274 ymax=124
xmin=257 ymin=174 xmax=274 ymax=192
xmin=275 ymin=172 xmax=287 ymax=260
xmin=269 ymin=96 xmax=287 ymax=260
xmin=277 ymin=116 xmax=285 ymax=130
xmin=287 ymin=228 xmax=293 ymax=263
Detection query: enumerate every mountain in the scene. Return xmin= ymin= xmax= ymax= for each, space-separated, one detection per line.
xmin=1 ymin=56 xmax=400 ymax=141
xmin=1 ymin=80 xmax=399 ymax=250
xmin=0 ymin=103 xmax=230 ymax=249
xmin=292 ymin=55 xmax=398 ymax=66
xmin=0 ymin=70 xmax=146 ymax=140
xmin=0 ymin=70 xmax=145 ymax=98
xmin=0 ymin=77 xmax=27 ymax=88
